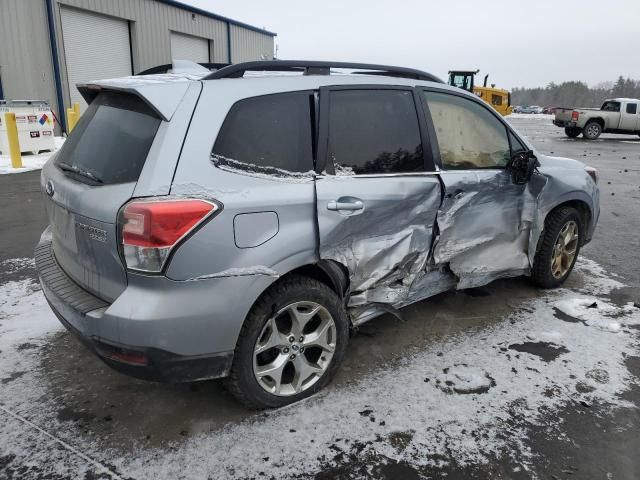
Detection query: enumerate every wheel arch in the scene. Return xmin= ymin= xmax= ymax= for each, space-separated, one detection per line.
xmin=279 ymin=260 xmax=350 ymax=299
xmin=245 ymin=258 xmax=351 ymax=321
xmin=544 ymin=199 xmax=593 ymax=246
xmin=585 ymin=117 xmax=605 ymax=129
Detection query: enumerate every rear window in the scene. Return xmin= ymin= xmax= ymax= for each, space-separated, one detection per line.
xmin=601 ymin=101 xmax=620 ymax=112
xmin=212 ymin=92 xmax=313 ymax=172
xmin=55 ymin=92 xmax=161 ymax=185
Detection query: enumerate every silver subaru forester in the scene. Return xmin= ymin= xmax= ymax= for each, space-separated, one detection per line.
xmin=36 ymin=61 xmax=599 ymax=408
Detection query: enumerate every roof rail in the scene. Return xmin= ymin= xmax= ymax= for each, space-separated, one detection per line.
xmin=137 ymin=62 xmax=230 ymax=76
xmin=203 ymin=60 xmax=443 ymax=83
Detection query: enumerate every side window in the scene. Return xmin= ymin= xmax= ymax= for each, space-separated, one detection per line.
xmin=424 ymin=91 xmax=511 ymax=169
xmin=326 ymin=89 xmax=423 ymax=175
xmin=491 ymin=94 xmax=503 ymax=106
xmin=602 ymin=101 xmax=621 ymax=112
xmin=212 ymin=92 xmax=313 ymax=172
xmin=626 ymin=103 xmax=638 ymax=114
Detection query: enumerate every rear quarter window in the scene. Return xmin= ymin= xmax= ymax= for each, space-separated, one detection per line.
xmin=55 ymin=92 xmax=161 ymax=185
xmin=212 ymin=92 xmax=314 ymax=173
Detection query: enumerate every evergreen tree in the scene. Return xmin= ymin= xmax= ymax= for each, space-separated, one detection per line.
xmin=512 ymin=77 xmax=639 ymax=108
xmin=612 ymin=76 xmax=626 ymax=97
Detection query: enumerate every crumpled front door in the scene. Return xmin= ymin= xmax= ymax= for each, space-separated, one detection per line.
xmin=434 ymin=169 xmax=547 ymax=289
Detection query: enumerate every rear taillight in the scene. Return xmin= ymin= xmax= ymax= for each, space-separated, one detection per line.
xmin=571 ymin=111 xmax=580 ymax=122
xmin=585 ymin=166 xmax=598 ymax=184
xmin=120 ymin=199 xmax=217 ymax=272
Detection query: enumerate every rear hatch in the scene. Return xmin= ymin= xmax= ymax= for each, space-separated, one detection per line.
xmin=42 ymin=91 xmax=162 ymax=302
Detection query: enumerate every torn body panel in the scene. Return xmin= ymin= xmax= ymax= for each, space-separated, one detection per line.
xmin=434 ymin=169 xmax=548 ymax=289
xmin=316 ymin=169 xmax=550 ymax=325
xmin=315 ymin=175 xmax=442 ymax=311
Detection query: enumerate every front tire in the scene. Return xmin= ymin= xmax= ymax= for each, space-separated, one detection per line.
xmin=583 ymin=121 xmax=602 ymax=140
xmin=225 ymin=275 xmax=349 ymax=409
xmin=531 ymin=207 xmax=582 ymax=288
xmin=564 ymin=127 xmax=581 ymax=138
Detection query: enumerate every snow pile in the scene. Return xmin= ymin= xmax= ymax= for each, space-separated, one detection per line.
xmin=434 ymin=364 xmax=496 ymax=394
xmin=0 ymin=257 xmax=639 ymax=479
xmin=554 ymin=297 xmax=626 ymax=332
xmin=0 ymin=137 xmax=64 ymax=174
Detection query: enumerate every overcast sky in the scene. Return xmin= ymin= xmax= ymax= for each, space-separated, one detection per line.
xmin=183 ymin=0 xmax=640 ymax=89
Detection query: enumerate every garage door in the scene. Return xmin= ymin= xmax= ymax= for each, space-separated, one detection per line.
xmin=60 ymin=8 xmax=132 ymax=110
xmin=170 ymin=32 xmax=209 ymax=63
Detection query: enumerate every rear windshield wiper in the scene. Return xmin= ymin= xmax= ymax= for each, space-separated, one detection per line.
xmin=58 ymin=162 xmax=103 ymax=184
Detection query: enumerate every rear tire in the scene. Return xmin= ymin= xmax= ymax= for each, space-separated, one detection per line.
xmin=564 ymin=127 xmax=581 ymax=138
xmin=531 ymin=207 xmax=582 ymax=288
xmin=225 ymin=275 xmax=349 ymax=409
xmin=583 ymin=121 xmax=602 ymax=140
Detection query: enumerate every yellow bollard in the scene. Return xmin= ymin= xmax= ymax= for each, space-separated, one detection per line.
xmin=4 ymin=112 xmax=23 ymax=169
xmin=68 ymin=109 xmax=79 ymax=133
xmin=73 ymin=102 xmax=80 ymax=117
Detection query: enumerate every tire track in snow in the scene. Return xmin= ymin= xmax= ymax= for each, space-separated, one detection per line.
xmin=0 ymin=404 xmax=124 ymax=479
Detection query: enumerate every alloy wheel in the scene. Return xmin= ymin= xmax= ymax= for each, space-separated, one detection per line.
xmin=551 ymin=220 xmax=579 ymax=279
xmin=585 ymin=124 xmax=600 ymax=138
xmin=253 ymin=301 xmax=337 ymax=396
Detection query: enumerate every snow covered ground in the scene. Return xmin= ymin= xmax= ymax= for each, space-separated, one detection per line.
xmin=0 ymin=137 xmax=64 ymax=174
xmin=506 ymin=113 xmax=555 ymax=120
xmin=0 ymin=257 xmax=639 ymax=478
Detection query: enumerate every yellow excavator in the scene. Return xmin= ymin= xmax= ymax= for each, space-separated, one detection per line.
xmin=448 ymin=70 xmax=513 ymax=116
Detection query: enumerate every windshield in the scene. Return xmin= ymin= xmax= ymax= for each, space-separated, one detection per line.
xmin=55 ymin=92 xmax=161 ymax=185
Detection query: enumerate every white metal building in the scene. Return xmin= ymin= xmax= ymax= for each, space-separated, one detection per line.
xmin=0 ymin=0 xmax=276 ymax=132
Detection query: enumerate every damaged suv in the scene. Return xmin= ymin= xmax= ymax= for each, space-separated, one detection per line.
xmin=36 ymin=61 xmax=599 ymax=408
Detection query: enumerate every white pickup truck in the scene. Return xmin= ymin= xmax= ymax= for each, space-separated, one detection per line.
xmin=553 ymin=98 xmax=640 ymax=139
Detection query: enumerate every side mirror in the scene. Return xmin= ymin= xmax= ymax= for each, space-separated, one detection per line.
xmin=508 ymin=150 xmax=540 ymax=185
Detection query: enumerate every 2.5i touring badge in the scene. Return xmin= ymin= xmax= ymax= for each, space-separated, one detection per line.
xmin=75 ymin=222 xmax=108 ymax=243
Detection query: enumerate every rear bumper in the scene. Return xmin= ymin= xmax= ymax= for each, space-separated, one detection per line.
xmin=35 ymin=230 xmax=238 ymax=382
xmin=46 ymin=297 xmax=232 ymax=382
xmin=553 ymin=120 xmax=578 ymax=128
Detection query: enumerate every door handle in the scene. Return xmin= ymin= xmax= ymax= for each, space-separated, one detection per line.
xmin=327 ymin=200 xmax=364 ymax=211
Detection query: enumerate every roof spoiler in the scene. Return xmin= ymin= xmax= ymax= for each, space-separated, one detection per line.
xmin=77 ymin=81 xmax=191 ymax=121
xmin=76 ymin=60 xmax=212 ymax=121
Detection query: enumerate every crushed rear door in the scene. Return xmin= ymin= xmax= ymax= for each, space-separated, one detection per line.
xmin=314 ymin=86 xmax=443 ymax=315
